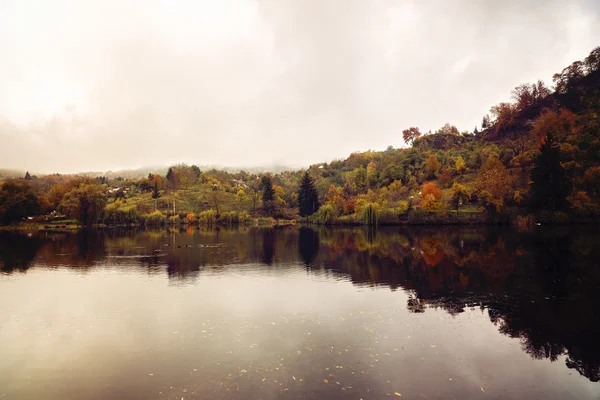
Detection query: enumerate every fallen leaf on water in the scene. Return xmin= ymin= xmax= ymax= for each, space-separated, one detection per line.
xmin=324 ymin=379 xmax=329 ymax=384
xmin=395 ymin=392 xmax=402 ymax=396
xmin=481 ymin=387 xmax=485 ymax=392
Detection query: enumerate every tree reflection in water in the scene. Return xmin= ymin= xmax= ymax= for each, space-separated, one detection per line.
xmin=1 ymin=225 xmax=599 ymax=382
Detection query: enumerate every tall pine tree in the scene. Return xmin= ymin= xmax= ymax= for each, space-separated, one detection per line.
xmin=152 ymin=181 xmax=161 ymax=199
xmin=298 ymin=171 xmax=319 ymax=219
xmin=530 ymin=133 xmax=571 ymax=212
xmin=260 ymin=175 xmax=275 ymax=202
xmin=166 ymin=167 xmax=176 ymax=188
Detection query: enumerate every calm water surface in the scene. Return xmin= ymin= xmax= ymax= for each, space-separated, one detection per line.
xmin=1 ymin=226 xmax=599 ymax=399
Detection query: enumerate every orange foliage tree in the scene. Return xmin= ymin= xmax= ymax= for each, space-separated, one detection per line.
xmin=402 ymin=127 xmax=421 ymax=145
xmin=476 ymin=156 xmax=514 ymax=212
xmin=420 ymin=182 xmax=443 ymax=211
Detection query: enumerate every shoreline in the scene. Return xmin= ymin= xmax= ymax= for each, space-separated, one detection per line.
xmin=2 ymin=216 xmax=599 ymax=232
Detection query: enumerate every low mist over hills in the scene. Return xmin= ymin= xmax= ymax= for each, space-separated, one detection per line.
xmin=1 ymin=163 xmax=300 ymax=180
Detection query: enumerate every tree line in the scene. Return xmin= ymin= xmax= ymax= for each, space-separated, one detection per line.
xmin=1 ymin=46 xmax=599 ymax=226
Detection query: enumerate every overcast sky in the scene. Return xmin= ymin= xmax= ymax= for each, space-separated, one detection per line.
xmin=0 ymin=0 xmax=598 ymax=173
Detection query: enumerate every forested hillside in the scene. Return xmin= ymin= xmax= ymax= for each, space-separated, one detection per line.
xmin=1 ymin=47 xmax=599 ymax=227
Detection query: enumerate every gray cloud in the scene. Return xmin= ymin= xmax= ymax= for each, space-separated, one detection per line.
xmin=0 ymin=0 xmax=598 ymax=173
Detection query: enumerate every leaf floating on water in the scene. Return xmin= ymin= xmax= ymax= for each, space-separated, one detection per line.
xmin=481 ymin=387 xmax=485 ymax=392
xmin=395 ymin=392 xmax=402 ymax=396
xmin=324 ymin=379 xmax=329 ymax=384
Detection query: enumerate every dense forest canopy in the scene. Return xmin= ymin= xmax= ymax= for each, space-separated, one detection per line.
xmin=1 ymin=46 xmax=599 ymax=226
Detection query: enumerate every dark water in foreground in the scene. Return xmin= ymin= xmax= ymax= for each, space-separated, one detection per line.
xmin=1 ymin=226 xmax=599 ymax=400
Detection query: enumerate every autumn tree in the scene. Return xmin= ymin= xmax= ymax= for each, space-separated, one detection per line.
xmin=531 ymin=109 xmax=576 ymax=140
xmin=455 ymin=156 xmax=466 ymax=173
xmin=59 ymin=183 xmax=107 ymax=225
xmin=0 ymin=181 xmax=40 ymax=224
xmin=530 ymin=134 xmax=571 ymax=212
xmin=425 ymin=154 xmax=441 ymax=178
xmin=489 ymin=102 xmax=517 ymax=136
xmin=298 ymin=171 xmax=319 ymax=219
xmin=420 ymin=182 xmax=443 ymax=211
xmin=451 ymin=182 xmax=469 ymax=211
xmin=476 ymin=156 xmax=513 ymax=213
xmin=209 ymin=184 xmax=226 ymax=216
xmin=247 ymin=178 xmax=262 ymax=211
xmin=402 ymin=127 xmax=421 ymax=145
xmin=345 ymin=166 xmax=367 ymax=194
xmin=236 ymin=189 xmax=247 ymax=206
xmin=386 ymin=180 xmax=406 ymax=204
xmin=439 ymin=123 xmax=459 ymax=136
xmin=366 ymin=161 xmax=378 ymax=188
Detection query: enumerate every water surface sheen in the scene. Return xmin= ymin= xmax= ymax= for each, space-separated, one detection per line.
xmin=1 ymin=226 xmax=599 ymax=399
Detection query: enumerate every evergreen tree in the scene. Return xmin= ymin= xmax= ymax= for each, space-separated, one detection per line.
xmin=260 ymin=175 xmax=274 ymax=203
xmin=166 ymin=167 xmax=176 ymax=187
xmin=482 ymin=115 xmax=490 ymax=129
xmin=298 ymin=171 xmax=319 ymax=218
xmin=152 ymin=181 xmax=161 ymax=199
xmin=530 ymin=133 xmax=571 ymax=211
xmin=24 ymin=171 xmax=31 ymax=180
xmin=190 ymin=165 xmax=201 ymax=179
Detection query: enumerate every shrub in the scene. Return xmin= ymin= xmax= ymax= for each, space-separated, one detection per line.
xmin=378 ymin=208 xmax=399 ymax=224
xmin=186 ymin=213 xmax=196 ymax=223
xmin=104 ymin=202 xmax=139 ymax=225
xmin=142 ymin=211 xmax=166 ymax=227
xmin=219 ymin=211 xmax=239 ymax=225
xmin=198 ymin=210 xmax=217 ymax=225
xmin=515 ymin=214 xmax=534 ymax=231
xmin=357 ymin=202 xmax=380 ymax=225
xmin=238 ymin=211 xmax=252 ymax=225
xmin=313 ymin=204 xmax=336 ymax=224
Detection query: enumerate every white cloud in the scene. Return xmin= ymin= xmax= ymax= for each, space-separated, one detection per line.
xmin=0 ymin=0 xmax=598 ymax=173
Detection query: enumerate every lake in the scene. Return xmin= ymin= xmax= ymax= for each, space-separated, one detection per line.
xmin=1 ymin=226 xmax=599 ymax=399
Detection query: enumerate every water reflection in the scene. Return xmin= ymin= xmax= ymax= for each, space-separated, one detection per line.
xmin=1 ymin=225 xmax=600 ymax=387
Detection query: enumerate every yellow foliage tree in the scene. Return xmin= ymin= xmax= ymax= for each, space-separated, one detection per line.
xmin=455 ymin=156 xmax=466 ymax=173
xmin=426 ymin=155 xmax=441 ymax=178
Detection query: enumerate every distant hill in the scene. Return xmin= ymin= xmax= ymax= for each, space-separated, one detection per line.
xmin=76 ymin=163 xmax=299 ymax=179
xmin=0 ymin=169 xmax=27 ymax=179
